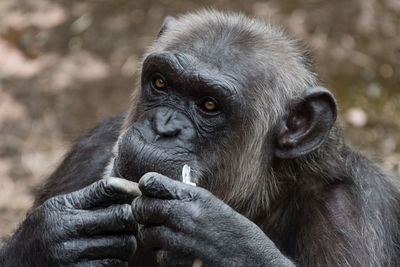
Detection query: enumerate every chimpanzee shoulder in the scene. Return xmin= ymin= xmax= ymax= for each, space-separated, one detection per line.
xmin=33 ymin=112 xmax=126 ymax=207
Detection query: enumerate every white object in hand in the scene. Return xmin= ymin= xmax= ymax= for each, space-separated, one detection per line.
xmin=182 ymin=164 xmax=196 ymax=186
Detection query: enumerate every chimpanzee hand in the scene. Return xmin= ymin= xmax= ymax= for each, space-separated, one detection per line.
xmin=0 ymin=177 xmax=140 ymax=267
xmin=132 ymin=173 xmax=295 ymax=267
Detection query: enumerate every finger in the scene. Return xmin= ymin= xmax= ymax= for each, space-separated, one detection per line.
xmin=68 ymin=177 xmax=141 ymax=209
xmin=75 ymin=204 xmax=138 ymax=235
xmin=131 ymin=196 xmax=173 ymax=225
xmin=139 ymin=172 xmax=198 ymax=200
xmin=63 ymin=235 xmax=136 ymax=261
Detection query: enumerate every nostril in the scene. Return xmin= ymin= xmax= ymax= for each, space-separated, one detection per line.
xmin=155 ymin=124 xmax=181 ymax=137
xmin=166 ymin=128 xmax=181 ymax=137
xmin=152 ymin=112 xmax=182 ymax=137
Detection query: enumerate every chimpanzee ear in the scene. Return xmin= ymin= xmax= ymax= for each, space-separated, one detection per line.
xmin=275 ymin=87 xmax=337 ymax=159
xmin=157 ymin=16 xmax=177 ymax=39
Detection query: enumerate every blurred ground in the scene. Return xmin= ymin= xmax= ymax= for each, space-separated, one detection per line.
xmin=0 ymin=0 xmax=399 ymax=237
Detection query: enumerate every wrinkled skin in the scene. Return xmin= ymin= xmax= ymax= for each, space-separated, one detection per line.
xmin=2 ymin=10 xmax=400 ymax=267
xmin=1 ymin=178 xmax=140 ymax=266
xmin=133 ymin=172 xmax=294 ymax=267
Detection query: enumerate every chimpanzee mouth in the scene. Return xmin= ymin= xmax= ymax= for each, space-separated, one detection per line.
xmin=112 ymin=127 xmax=197 ymax=183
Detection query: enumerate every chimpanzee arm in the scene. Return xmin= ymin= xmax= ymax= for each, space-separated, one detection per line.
xmin=295 ymin=153 xmax=400 ymax=267
xmin=0 ymin=113 xmax=142 ymax=266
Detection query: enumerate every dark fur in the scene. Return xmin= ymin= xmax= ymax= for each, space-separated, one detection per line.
xmin=2 ymin=10 xmax=400 ymax=267
xmin=33 ymin=113 xmax=125 ymax=207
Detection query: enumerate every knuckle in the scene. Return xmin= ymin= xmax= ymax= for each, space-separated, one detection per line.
xmin=140 ymin=172 xmax=160 ymax=188
xmin=99 ymin=178 xmax=111 ymax=191
xmin=43 ymin=198 xmax=55 ymax=211
xmin=193 ymin=188 xmax=216 ymax=201
xmin=45 ymin=196 xmax=64 ymax=210
xmin=98 ymin=178 xmax=116 ymax=198
xmin=63 ymin=194 xmax=78 ymax=209
xmin=197 ymin=187 xmax=213 ymax=199
xmin=39 ymin=201 xmax=80 ymax=239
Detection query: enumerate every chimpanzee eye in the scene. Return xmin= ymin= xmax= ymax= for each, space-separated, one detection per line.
xmin=151 ymin=75 xmax=167 ymax=90
xmin=198 ymin=97 xmax=220 ymax=115
xmin=204 ymin=99 xmax=216 ymax=111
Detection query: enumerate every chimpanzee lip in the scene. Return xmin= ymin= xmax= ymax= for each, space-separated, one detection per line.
xmin=114 ymin=126 xmax=195 ymax=182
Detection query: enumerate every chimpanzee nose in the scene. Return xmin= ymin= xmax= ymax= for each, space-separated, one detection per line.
xmin=152 ymin=107 xmax=183 ymax=137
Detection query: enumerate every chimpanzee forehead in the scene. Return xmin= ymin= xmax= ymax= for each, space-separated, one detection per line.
xmin=160 ymin=33 xmax=265 ymax=92
xmin=170 ymin=24 xmax=262 ymax=66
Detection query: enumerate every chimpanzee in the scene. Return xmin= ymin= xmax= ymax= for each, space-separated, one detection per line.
xmin=1 ymin=10 xmax=400 ymax=267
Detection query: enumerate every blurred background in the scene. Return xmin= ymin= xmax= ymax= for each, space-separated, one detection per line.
xmin=0 ymin=0 xmax=399 ymax=237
